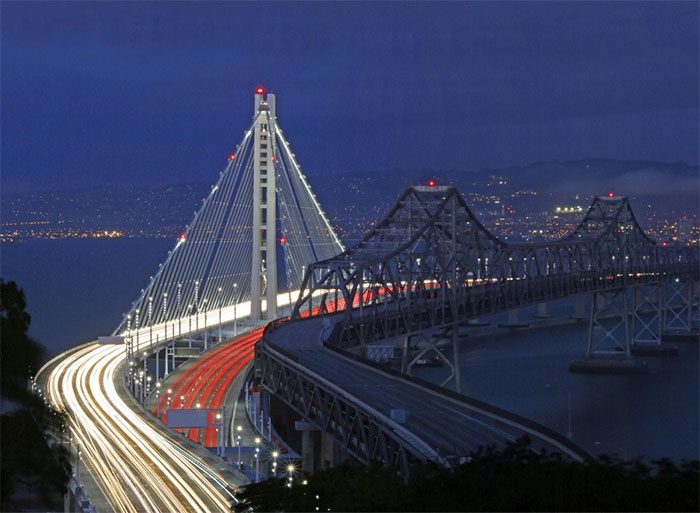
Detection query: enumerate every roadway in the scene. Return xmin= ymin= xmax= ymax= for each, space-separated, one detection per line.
xmin=37 ymin=342 xmax=241 ymax=513
xmin=264 ymin=313 xmax=590 ymax=461
xmin=151 ymin=328 xmax=263 ymax=447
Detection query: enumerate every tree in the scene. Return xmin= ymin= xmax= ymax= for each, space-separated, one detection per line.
xmin=1 ymin=279 xmax=72 ymax=510
xmin=233 ymin=437 xmax=699 ymax=512
xmin=1 ymin=279 xmax=44 ymax=403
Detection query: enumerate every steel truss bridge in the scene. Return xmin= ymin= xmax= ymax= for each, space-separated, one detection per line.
xmin=256 ymin=184 xmax=698 ymax=478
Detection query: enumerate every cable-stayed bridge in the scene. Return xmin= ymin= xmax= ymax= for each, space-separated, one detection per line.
xmin=36 ymin=89 xmax=698 ymax=509
xmin=38 ymin=88 xmax=345 ymax=513
xmin=112 ymin=87 xmax=343 ymax=352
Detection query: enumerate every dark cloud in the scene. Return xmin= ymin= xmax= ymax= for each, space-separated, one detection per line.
xmin=1 ymin=1 xmax=698 ymax=192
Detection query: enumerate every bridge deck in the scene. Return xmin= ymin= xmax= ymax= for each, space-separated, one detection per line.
xmin=265 ymin=314 xmax=584 ymax=461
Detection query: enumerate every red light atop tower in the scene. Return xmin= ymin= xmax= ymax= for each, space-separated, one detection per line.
xmin=278 ymin=236 xmax=287 ymax=245
xmin=427 ymin=179 xmax=437 ymax=187
xmin=228 ymin=153 xmax=236 ymax=161
xmin=255 ymin=86 xmax=265 ymax=95
xmin=661 ymin=241 xmax=668 ymax=247
xmin=179 ymin=233 xmax=187 ymax=241
xmin=608 ymin=192 xmax=614 ymax=198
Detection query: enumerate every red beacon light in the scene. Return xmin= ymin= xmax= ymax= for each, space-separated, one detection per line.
xmin=255 ymin=86 xmax=265 ymax=95
xmin=608 ymin=191 xmax=615 ymax=198
xmin=278 ymin=236 xmax=287 ymax=245
xmin=661 ymin=241 xmax=668 ymax=247
xmin=179 ymin=233 xmax=187 ymax=241
xmin=228 ymin=153 xmax=236 ymax=161
xmin=427 ymin=179 xmax=437 ymax=188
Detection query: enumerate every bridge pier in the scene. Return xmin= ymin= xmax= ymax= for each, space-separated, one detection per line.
xmin=498 ymin=308 xmax=530 ymax=328
xmin=295 ymin=421 xmax=317 ymax=474
xmin=401 ymin=324 xmax=462 ymax=393
xmin=570 ymin=288 xmax=647 ymax=374
xmin=535 ymin=302 xmax=551 ymax=319
xmin=571 ymin=294 xmax=587 ymax=321
xmin=320 ymin=431 xmax=347 ymax=470
xmin=662 ymin=278 xmax=699 ymax=342
xmin=631 ymin=282 xmax=678 ymax=356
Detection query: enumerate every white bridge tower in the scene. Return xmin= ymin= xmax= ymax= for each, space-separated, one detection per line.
xmin=251 ymin=87 xmax=278 ymax=319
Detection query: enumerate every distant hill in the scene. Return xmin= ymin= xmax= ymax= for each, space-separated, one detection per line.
xmin=2 ymin=159 xmax=697 ymax=240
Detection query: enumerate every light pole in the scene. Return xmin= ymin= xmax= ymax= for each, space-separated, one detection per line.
xmin=233 ymin=283 xmax=238 ymax=336
xmin=218 ymin=287 xmax=223 ymax=343
xmin=203 ymin=298 xmax=208 ymax=349
xmin=148 ymin=296 xmax=153 ymax=350
xmin=254 ymin=450 xmax=260 ymax=482
xmin=128 ymin=360 xmax=135 ymax=394
xmin=177 ymin=283 xmax=182 ymax=336
xmin=139 ymin=370 xmax=144 ymax=403
xmin=216 ymin=411 xmax=223 ymax=456
xmin=271 ymin=450 xmax=279 ymax=476
xmin=135 ymin=308 xmax=140 ymax=352
xmin=194 ymin=280 xmax=200 ymax=332
xmin=163 ymin=292 xmax=168 ymax=341
xmin=236 ymin=425 xmax=243 ymax=469
xmin=187 ymin=304 xmax=193 ymax=337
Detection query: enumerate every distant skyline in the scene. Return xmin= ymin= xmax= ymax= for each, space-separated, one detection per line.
xmin=2 ymin=1 xmax=698 ymax=193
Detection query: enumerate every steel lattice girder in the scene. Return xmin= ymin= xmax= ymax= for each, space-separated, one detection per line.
xmin=292 ymin=186 xmax=698 ymax=349
xmin=255 ymin=341 xmax=439 ymax=478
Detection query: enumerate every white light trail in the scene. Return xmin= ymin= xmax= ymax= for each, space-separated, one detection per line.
xmin=42 ymin=343 xmax=234 ymax=513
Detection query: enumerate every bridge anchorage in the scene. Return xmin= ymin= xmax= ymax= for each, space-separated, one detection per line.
xmin=255 ymin=184 xmax=697 ymax=479
xmin=110 ymin=88 xmax=344 ymax=405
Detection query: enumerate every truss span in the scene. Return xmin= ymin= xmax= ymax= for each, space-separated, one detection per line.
xmin=292 ymin=185 xmax=698 ymax=348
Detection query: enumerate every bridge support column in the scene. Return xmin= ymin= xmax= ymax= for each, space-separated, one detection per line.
xmin=662 ymin=278 xmax=699 ymax=341
xmin=499 ymin=308 xmax=529 ymax=328
xmin=295 ymin=421 xmax=317 ymax=474
xmin=400 ymin=335 xmax=411 ymax=375
xmin=572 ymin=294 xmax=587 ymax=321
xmin=451 ymin=324 xmax=462 ymax=393
xmin=570 ymin=288 xmax=647 ymax=374
xmin=535 ymin=302 xmax=551 ymax=319
xmin=631 ymin=283 xmax=678 ymax=356
xmin=319 ymin=432 xmax=346 ymax=469
xmin=164 ymin=343 xmax=169 ymax=376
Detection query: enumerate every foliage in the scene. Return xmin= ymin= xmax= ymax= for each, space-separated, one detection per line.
xmin=1 ymin=279 xmax=44 ymax=402
xmin=233 ymin=437 xmax=699 ymax=512
xmin=0 ymin=279 xmax=72 ymax=510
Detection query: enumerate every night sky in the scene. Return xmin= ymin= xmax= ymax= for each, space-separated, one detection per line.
xmin=2 ymin=1 xmax=698 ymax=193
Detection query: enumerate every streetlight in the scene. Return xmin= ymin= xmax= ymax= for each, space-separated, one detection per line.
xmin=194 ymin=280 xmax=200 ymax=331
xmin=177 ymin=283 xmax=182 ymax=335
xmin=139 ymin=370 xmax=144 ymax=403
xmin=233 ymin=283 xmax=238 ymax=336
xmin=163 ymin=292 xmax=168 ymax=341
xmin=254 ymin=449 xmax=260 ymax=482
xmin=236 ymin=425 xmax=243 ymax=469
xmin=203 ymin=298 xmax=208 ymax=349
xmin=271 ymin=450 xmax=279 ymax=476
xmin=217 ymin=287 xmax=223 ymax=343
